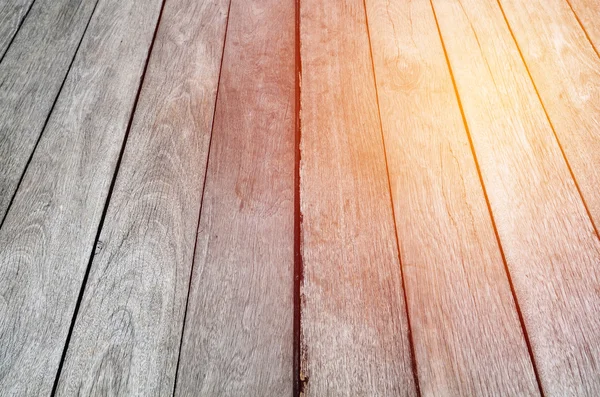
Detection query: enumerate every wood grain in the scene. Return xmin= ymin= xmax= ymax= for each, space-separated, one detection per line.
xmin=499 ymin=0 xmax=600 ymax=249
xmin=0 ymin=0 xmax=98 ymax=223
xmin=54 ymin=1 xmax=230 ymax=395
xmin=566 ymin=0 xmax=600 ymax=53
xmin=175 ymin=0 xmax=295 ymax=394
xmin=299 ymin=0 xmax=417 ymax=395
xmin=364 ymin=0 xmax=540 ymax=395
xmin=0 ymin=0 xmax=34 ymax=59
xmin=0 ymin=0 xmax=162 ymax=394
xmin=431 ymin=0 xmax=600 ymax=394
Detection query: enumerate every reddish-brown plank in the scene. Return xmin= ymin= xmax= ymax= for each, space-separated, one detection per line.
xmin=175 ymin=0 xmax=296 ymax=394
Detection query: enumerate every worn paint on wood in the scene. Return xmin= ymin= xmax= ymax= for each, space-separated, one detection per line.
xmin=299 ymin=0 xmax=417 ymax=395
xmin=0 ymin=0 xmax=162 ymax=394
xmin=54 ymin=0 xmax=229 ymax=395
xmin=0 ymin=0 xmax=98 ymax=223
xmin=431 ymin=0 xmax=600 ymax=394
xmin=365 ymin=0 xmax=540 ymax=395
xmin=175 ymin=0 xmax=295 ymax=394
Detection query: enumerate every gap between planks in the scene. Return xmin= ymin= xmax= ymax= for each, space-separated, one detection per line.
xmin=494 ymin=0 xmax=600 ymax=241
xmin=361 ymin=0 xmax=422 ymax=394
xmin=0 ymin=0 xmax=36 ymax=61
xmin=0 ymin=0 xmax=101 ymax=228
xmin=51 ymin=0 xmax=169 ymax=393
xmin=171 ymin=0 xmax=232 ymax=393
xmin=428 ymin=1 xmax=544 ymax=393
xmin=293 ymin=0 xmax=305 ymax=395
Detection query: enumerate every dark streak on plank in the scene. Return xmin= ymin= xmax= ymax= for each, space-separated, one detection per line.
xmin=175 ymin=0 xmax=295 ymax=394
xmin=365 ymin=0 xmax=540 ymax=395
xmin=54 ymin=0 xmax=230 ymax=395
xmin=0 ymin=0 xmax=162 ymax=394
xmin=0 ymin=0 xmax=98 ymax=224
xmin=299 ymin=0 xmax=417 ymax=394
xmin=431 ymin=0 xmax=600 ymax=394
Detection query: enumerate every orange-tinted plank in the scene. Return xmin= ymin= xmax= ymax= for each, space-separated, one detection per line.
xmin=299 ymin=0 xmax=417 ymax=394
xmin=431 ymin=0 xmax=600 ymax=394
xmin=365 ymin=0 xmax=540 ymax=394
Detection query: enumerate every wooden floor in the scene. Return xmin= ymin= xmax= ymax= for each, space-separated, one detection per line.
xmin=1 ymin=0 xmax=600 ymax=395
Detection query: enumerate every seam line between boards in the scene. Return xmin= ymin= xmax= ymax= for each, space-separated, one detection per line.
xmin=362 ymin=0 xmax=421 ymax=395
xmin=563 ymin=0 xmax=600 ymax=60
xmin=50 ymin=0 xmax=167 ymax=394
xmin=428 ymin=0 xmax=546 ymax=395
xmin=496 ymin=0 xmax=600 ymax=241
xmin=172 ymin=1 xmax=232 ymax=394
xmin=0 ymin=0 xmax=37 ymax=62
xmin=0 ymin=0 xmax=101 ymax=230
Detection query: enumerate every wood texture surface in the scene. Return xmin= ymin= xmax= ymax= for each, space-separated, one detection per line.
xmin=431 ymin=0 xmax=600 ymax=394
xmin=0 ymin=0 xmax=98 ymax=223
xmin=175 ymin=0 xmax=295 ymax=394
xmin=0 ymin=0 xmax=34 ymax=59
xmin=364 ymin=0 xmax=540 ymax=395
xmin=566 ymin=0 xmax=600 ymax=53
xmin=54 ymin=0 xmax=229 ymax=395
xmin=499 ymin=0 xmax=600 ymax=243
xmin=0 ymin=0 xmax=162 ymax=394
xmin=299 ymin=0 xmax=417 ymax=395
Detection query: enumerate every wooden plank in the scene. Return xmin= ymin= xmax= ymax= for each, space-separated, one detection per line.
xmin=54 ymin=1 xmax=229 ymax=395
xmin=0 ymin=0 xmax=162 ymax=394
xmin=566 ymin=0 xmax=600 ymax=53
xmin=0 ymin=0 xmax=98 ymax=223
xmin=364 ymin=0 xmax=540 ymax=395
xmin=499 ymin=0 xmax=600 ymax=251
xmin=299 ymin=0 xmax=417 ymax=394
xmin=0 ymin=0 xmax=35 ymax=59
xmin=430 ymin=0 xmax=600 ymax=395
xmin=175 ymin=0 xmax=295 ymax=394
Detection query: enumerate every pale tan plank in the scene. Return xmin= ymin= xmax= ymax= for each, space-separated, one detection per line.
xmin=0 ymin=0 xmax=34 ymax=58
xmin=299 ymin=0 xmax=417 ymax=394
xmin=54 ymin=1 xmax=229 ymax=395
xmin=175 ymin=0 xmax=295 ymax=394
xmin=0 ymin=0 xmax=98 ymax=222
xmin=430 ymin=0 xmax=600 ymax=395
xmin=364 ymin=0 xmax=540 ymax=395
xmin=0 ymin=0 xmax=162 ymax=394
xmin=566 ymin=0 xmax=600 ymax=54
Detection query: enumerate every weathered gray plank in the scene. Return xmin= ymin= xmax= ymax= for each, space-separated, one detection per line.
xmin=0 ymin=0 xmax=34 ymax=59
xmin=0 ymin=0 xmax=98 ymax=223
xmin=175 ymin=0 xmax=295 ymax=394
xmin=0 ymin=0 xmax=162 ymax=394
xmin=299 ymin=0 xmax=417 ymax=395
xmin=566 ymin=0 xmax=600 ymax=53
xmin=431 ymin=0 xmax=600 ymax=394
xmin=54 ymin=1 xmax=230 ymax=395
xmin=364 ymin=0 xmax=540 ymax=395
